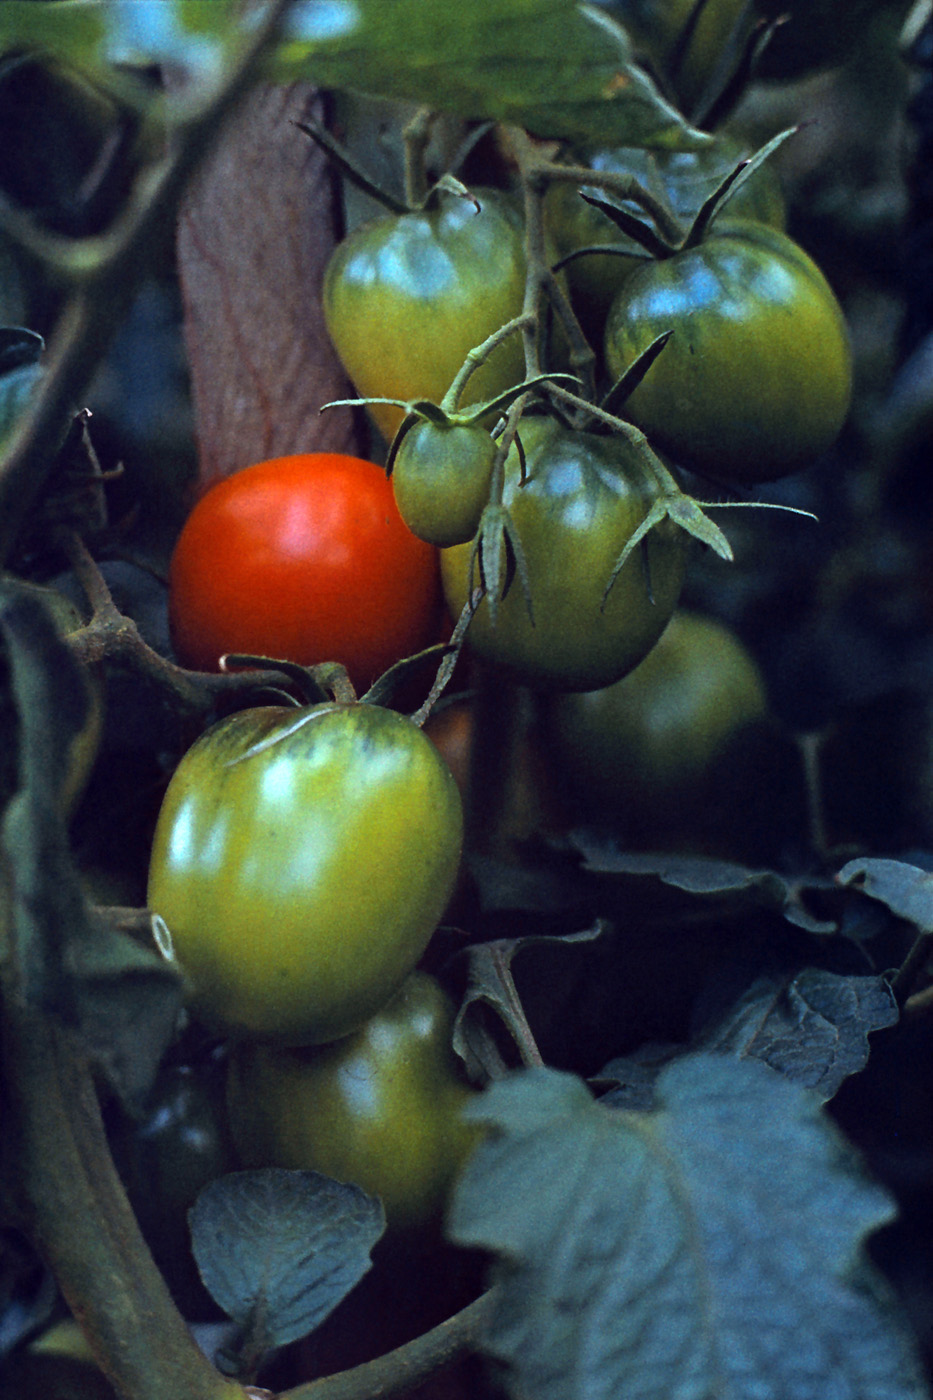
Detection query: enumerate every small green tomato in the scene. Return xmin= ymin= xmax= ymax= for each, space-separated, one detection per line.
xmin=392 ymin=420 xmax=497 ymax=548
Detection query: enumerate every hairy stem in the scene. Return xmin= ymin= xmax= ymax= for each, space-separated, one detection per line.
xmin=281 ymin=1290 xmax=495 ymax=1400
xmin=2 ymin=1007 xmax=244 ymax=1400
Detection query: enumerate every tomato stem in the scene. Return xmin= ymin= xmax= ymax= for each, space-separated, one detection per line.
xmin=0 ymin=0 xmax=297 ymax=568
xmin=442 ymin=313 xmax=535 ymax=413
xmin=59 ymin=529 xmax=304 ymax=719
xmin=279 ymin=1289 xmax=496 ymax=1400
xmin=2 ymin=1006 xmax=243 ymax=1400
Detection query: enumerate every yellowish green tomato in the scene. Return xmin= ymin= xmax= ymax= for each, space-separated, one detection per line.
xmin=323 ymin=189 xmax=527 ymax=442
xmin=604 ymin=219 xmax=853 ymax=481
xmin=147 ymin=703 xmax=463 ymax=1046
xmin=548 ymin=609 xmax=768 ymax=818
xmin=225 ymin=972 xmax=480 ymax=1232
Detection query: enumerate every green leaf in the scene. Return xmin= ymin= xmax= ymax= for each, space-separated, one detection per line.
xmin=601 ymin=969 xmax=900 ymax=1108
xmin=281 ymin=0 xmax=709 ymax=149
xmin=696 ymin=968 xmax=900 ymax=1101
xmin=190 ymin=1168 xmax=385 ymax=1366
xmin=0 ymin=1 xmax=709 ymax=151
xmin=837 ymin=857 xmax=933 ymax=934
xmin=0 ymin=0 xmax=241 ymax=89
xmin=452 ymin=923 xmax=606 ymax=1078
xmin=0 ymin=581 xmax=181 ymax=1109
xmin=448 ymin=1058 xmax=929 ymax=1400
xmin=570 ymin=838 xmax=838 ymax=934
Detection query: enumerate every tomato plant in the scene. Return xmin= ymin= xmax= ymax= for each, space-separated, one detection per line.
xmin=546 ymin=608 xmax=769 ymax=827
xmin=441 ymin=415 xmax=690 ymax=690
xmin=546 ymin=134 xmax=786 ymax=331
xmin=225 ymin=971 xmax=479 ymax=1232
xmin=323 ymin=188 xmax=527 ymax=442
xmin=391 ymin=419 xmax=498 ymax=547
xmin=5 ymin=6 xmax=932 ymax=1400
xmin=147 ymin=701 xmax=463 ymax=1045
xmin=167 ymin=453 xmax=441 ymax=692
xmin=604 ymin=219 xmax=853 ymax=481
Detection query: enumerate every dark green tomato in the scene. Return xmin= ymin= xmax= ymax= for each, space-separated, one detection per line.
xmin=604 ymin=219 xmax=852 ymax=481
xmin=603 ymin=0 xmax=756 ymax=111
xmin=548 ymin=609 xmax=768 ymax=827
xmin=755 ymin=0 xmax=887 ymax=80
xmin=441 ymin=416 xmax=689 ymax=692
xmin=147 ymin=702 xmax=463 ymax=1046
xmin=547 ymin=135 xmax=786 ymax=332
xmin=323 ymin=189 xmax=527 ymax=442
xmin=392 ymin=420 xmax=497 ymax=548
xmin=226 ymin=971 xmax=480 ymax=1232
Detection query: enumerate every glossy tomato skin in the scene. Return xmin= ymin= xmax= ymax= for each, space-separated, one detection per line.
xmin=225 ymin=971 xmax=479 ymax=1232
xmin=547 ymin=136 xmax=785 ymax=332
xmin=392 ymin=421 xmax=497 ymax=548
xmin=441 ymin=416 xmax=689 ymax=691
xmin=604 ymin=220 xmax=852 ymax=481
xmin=548 ymin=609 xmax=768 ymax=818
xmin=323 ymin=190 xmax=527 ymax=442
xmin=168 ymin=453 xmax=441 ymax=693
xmin=147 ymin=703 xmax=463 ymax=1046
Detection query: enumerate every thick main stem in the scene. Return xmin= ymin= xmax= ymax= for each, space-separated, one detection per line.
xmin=3 ymin=1007 xmax=243 ymax=1400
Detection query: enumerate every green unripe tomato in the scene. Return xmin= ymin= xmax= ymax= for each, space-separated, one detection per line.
xmin=225 ymin=972 xmax=480 ymax=1232
xmin=323 ymin=189 xmax=527 ymax=442
xmin=392 ymin=420 xmax=497 ymax=547
xmin=147 ymin=703 xmax=463 ymax=1046
xmin=441 ymin=416 xmax=689 ymax=691
xmin=547 ymin=136 xmax=786 ymax=332
xmin=604 ymin=219 xmax=852 ymax=481
xmin=548 ymin=609 xmax=768 ymax=820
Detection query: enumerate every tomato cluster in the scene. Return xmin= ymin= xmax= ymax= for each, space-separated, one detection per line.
xmin=149 ymin=0 xmax=858 ymax=1245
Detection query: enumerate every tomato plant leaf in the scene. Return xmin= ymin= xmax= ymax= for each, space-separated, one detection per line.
xmin=694 ymin=967 xmax=900 ymax=1100
xmin=0 ymin=1 xmax=709 ymax=152
xmin=453 ymin=923 xmax=606 ymax=1077
xmin=189 ymin=1168 xmax=384 ymax=1369
xmin=279 ymin=0 xmax=710 ymax=150
xmin=601 ymin=968 xmax=900 ymax=1109
xmin=447 ymin=1058 xmax=929 ymax=1400
xmin=570 ymin=838 xmax=839 ymax=934
xmin=837 ymin=857 xmax=933 ymax=934
xmin=0 ymin=582 xmax=182 ymax=1109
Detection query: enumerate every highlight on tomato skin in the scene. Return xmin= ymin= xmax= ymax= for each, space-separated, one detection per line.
xmin=167 ymin=452 xmax=443 ymax=693
xmin=146 ymin=700 xmax=464 ymax=1047
xmin=322 ymin=188 xmax=528 ymax=443
xmin=604 ymin=221 xmax=853 ymax=483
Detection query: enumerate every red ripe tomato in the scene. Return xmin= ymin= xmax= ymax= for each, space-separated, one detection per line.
xmin=169 ymin=453 xmax=442 ymax=692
